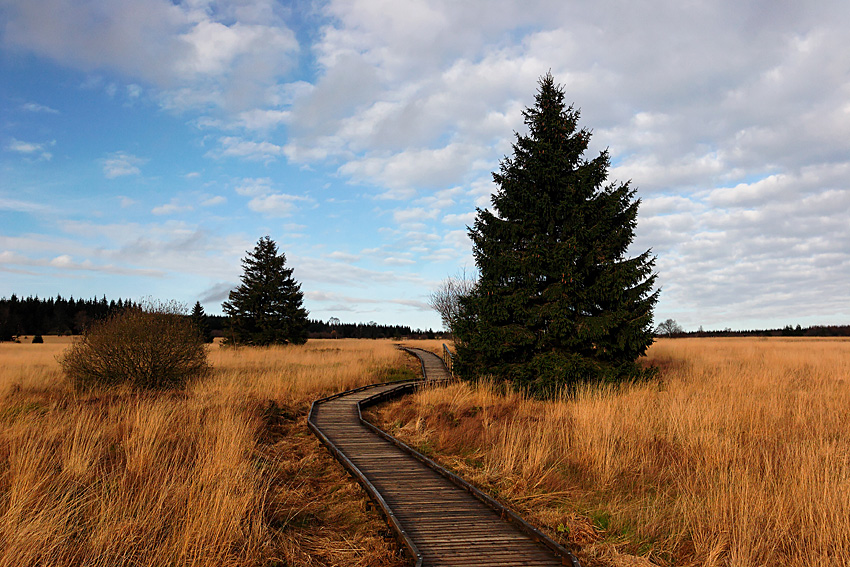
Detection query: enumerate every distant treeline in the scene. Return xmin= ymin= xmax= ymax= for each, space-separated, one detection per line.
xmin=1 ymin=295 xmax=442 ymax=341
xmin=306 ymin=319 xmax=439 ymax=340
xmin=207 ymin=316 xmax=440 ymax=340
xmin=0 ymin=294 xmax=139 ymax=340
xmin=674 ymin=324 xmax=850 ymax=338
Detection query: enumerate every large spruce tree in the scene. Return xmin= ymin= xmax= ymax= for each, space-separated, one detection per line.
xmin=223 ymin=236 xmax=309 ymax=346
xmin=454 ymin=73 xmax=659 ymax=393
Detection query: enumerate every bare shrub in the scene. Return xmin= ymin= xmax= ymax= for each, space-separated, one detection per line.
xmin=60 ymin=300 xmax=210 ymax=390
xmin=655 ymin=317 xmax=684 ymax=337
xmin=428 ymin=268 xmax=477 ymax=335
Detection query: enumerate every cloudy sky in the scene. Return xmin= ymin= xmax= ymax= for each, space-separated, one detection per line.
xmin=1 ymin=0 xmax=849 ymax=331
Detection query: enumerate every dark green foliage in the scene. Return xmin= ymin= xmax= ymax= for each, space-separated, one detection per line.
xmin=0 ymin=296 xmax=16 ymax=342
xmin=222 ymin=236 xmax=309 ymax=346
xmin=305 ymin=319 xmax=434 ymax=339
xmin=60 ymin=301 xmax=211 ymax=391
xmin=191 ymin=301 xmax=213 ymax=343
xmin=32 ymin=334 xmax=44 ymax=344
xmin=0 ymin=294 xmax=137 ymax=338
xmin=454 ymin=73 xmax=659 ymax=393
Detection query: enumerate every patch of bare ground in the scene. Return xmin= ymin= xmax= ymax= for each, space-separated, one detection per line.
xmin=367 ymin=338 xmax=850 ymax=567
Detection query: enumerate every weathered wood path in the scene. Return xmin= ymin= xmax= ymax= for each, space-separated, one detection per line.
xmin=308 ymin=347 xmax=580 ymax=567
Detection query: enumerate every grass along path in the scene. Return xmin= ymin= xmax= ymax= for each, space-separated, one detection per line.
xmin=368 ymin=338 xmax=850 ymax=567
xmin=0 ymin=337 xmax=418 ymax=567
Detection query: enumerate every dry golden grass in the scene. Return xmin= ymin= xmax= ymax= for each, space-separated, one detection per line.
xmin=0 ymin=337 xmax=418 ymax=567
xmin=370 ymin=337 xmax=850 ymax=567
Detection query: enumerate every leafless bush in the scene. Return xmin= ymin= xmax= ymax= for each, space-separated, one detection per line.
xmin=61 ymin=300 xmax=210 ymax=390
xmin=429 ymin=268 xmax=477 ymax=335
xmin=655 ymin=318 xmax=684 ymax=337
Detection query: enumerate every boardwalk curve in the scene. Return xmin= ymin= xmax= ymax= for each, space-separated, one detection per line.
xmin=308 ymin=347 xmax=581 ymax=567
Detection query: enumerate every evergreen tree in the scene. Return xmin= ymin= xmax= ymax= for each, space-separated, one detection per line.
xmin=222 ymin=236 xmax=309 ymax=346
xmin=191 ymin=301 xmax=213 ymax=343
xmin=454 ymin=73 xmax=659 ymax=393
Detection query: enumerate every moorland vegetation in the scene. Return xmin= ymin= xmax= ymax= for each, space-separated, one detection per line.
xmin=0 ymin=336 xmax=417 ymax=566
xmin=370 ymin=337 xmax=850 ymax=566
xmin=5 ymin=332 xmax=850 ymax=566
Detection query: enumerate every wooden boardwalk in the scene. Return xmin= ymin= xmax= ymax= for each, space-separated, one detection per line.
xmin=308 ymin=347 xmax=580 ymax=567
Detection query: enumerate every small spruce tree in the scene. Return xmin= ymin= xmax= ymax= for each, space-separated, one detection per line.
xmin=223 ymin=236 xmax=309 ymax=346
xmin=454 ymin=73 xmax=659 ymax=393
xmin=191 ymin=301 xmax=213 ymax=343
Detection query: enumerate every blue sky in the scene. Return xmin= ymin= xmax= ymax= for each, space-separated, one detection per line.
xmin=2 ymin=0 xmax=849 ymax=331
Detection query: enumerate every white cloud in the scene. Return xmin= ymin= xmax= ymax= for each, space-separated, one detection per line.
xmin=233 ymin=177 xmax=310 ymax=217
xmin=234 ymin=108 xmax=290 ymax=130
xmin=246 ymin=193 xmax=303 ymax=217
xmin=21 ymin=102 xmax=59 ymax=113
xmin=6 ymin=138 xmax=53 ymax=160
xmin=201 ymin=195 xmax=226 ymax=207
xmin=235 ymin=177 xmax=274 ymax=197
xmin=339 ymin=143 xmax=490 ymax=191
xmin=294 ymin=255 xmax=427 ymax=288
xmin=632 ymin=165 xmax=850 ymax=329
xmin=304 ymin=290 xmax=430 ymax=311
xmin=102 ymin=151 xmax=146 ymax=178
xmin=126 ymin=84 xmax=142 ymax=99
xmin=326 ymin=251 xmax=361 ymax=262
xmin=49 ymin=254 xmax=74 ymax=267
xmin=53 ymin=219 xmax=251 ymax=280
xmin=441 ymin=212 xmax=476 ymax=226
xmin=0 ymin=245 xmax=164 ymax=277
xmin=442 ymin=229 xmax=472 ymax=250
xmin=381 ymin=256 xmax=416 ymax=266
xmin=209 ymin=136 xmax=286 ymax=161
xmin=0 ymin=197 xmax=50 ymax=213
xmin=2 ymin=0 xmax=300 ymax=113
xmin=118 ymin=196 xmax=137 ymax=208
xmin=152 ymin=199 xmax=193 ymax=216
xmin=415 ymin=186 xmax=465 ymax=211
xmin=392 ymin=207 xmax=438 ymax=225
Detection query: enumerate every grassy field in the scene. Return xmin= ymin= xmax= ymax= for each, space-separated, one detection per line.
xmin=373 ymin=338 xmax=850 ymax=566
xmin=7 ymin=336 xmax=849 ymax=566
xmin=0 ymin=337 xmax=420 ymax=567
